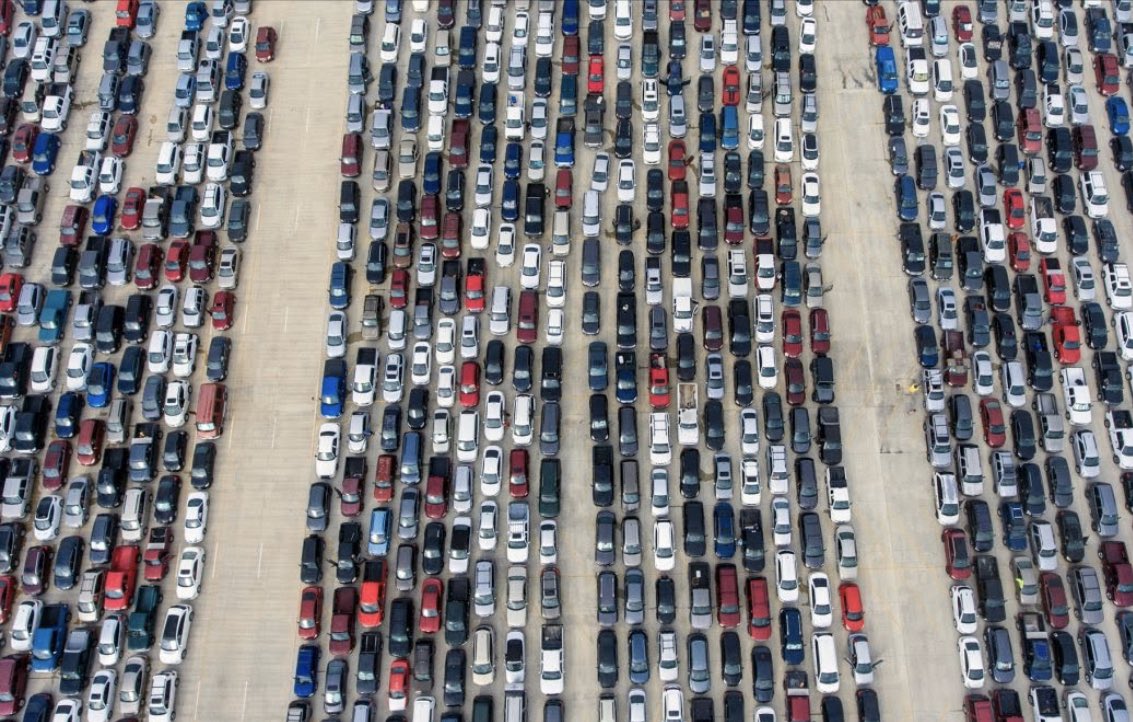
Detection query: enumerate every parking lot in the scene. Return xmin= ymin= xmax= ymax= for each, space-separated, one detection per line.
xmin=10 ymin=0 xmax=1133 ymax=721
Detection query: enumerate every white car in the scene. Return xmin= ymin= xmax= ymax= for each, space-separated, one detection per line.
xmin=484 ymin=392 xmax=506 ymax=442
xmin=1065 ymin=691 xmax=1093 ymax=722
xmin=98 ymin=157 xmax=124 ymax=194
xmin=520 ymin=244 xmax=542 ymax=289
xmin=86 ymin=669 xmax=117 ymax=722
xmin=699 ymin=153 xmax=717 ymax=197
xmin=434 ymin=318 xmax=456 ymax=365
xmin=478 ymin=501 xmax=498 ymax=551
xmin=32 ymin=495 xmax=61 ymax=541
xmin=158 ymin=605 xmax=194 ymax=664
xmin=474 ymin=164 xmax=494 ymax=207
xmin=416 ymin=242 xmax=437 ymax=287
xmin=51 ymin=699 xmax=82 ymax=722
xmin=775 ymin=550 xmax=800 ymax=602
xmin=653 ymin=518 xmax=676 ymax=571
xmin=184 ymin=492 xmax=209 ymax=544
xmin=379 ymin=23 xmax=400 ymax=62
xmin=663 ymin=686 xmax=684 ymax=721
xmin=436 ymin=366 xmax=456 ymax=408
xmin=65 ymin=343 xmax=93 ymax=391
xmin=756 ymin=345 xmax=778 ymax=389
xmin=972 ymin=351 xmax=994 ymax=396
xmin=545 ymin=309 xmax=564 ymax=345
xmin=325 ymin=312 xmax=347 ymax=358
xmin=1044 ymin=85 xmax=1065 ymax=127
xmin=951 ymin=585 xmax=978 ymax=633
xmin=314 ymin=423 xmax=340 ymax=479
xmin=800 ymin=172 xmax=820 ymax=216
xmin=172 ymin=333 xmax=198 ymax=379
xmin=155 ymin=285 xmax=178 ymax=328
xmin=163 ymin=381 xmax=191 ymax=428
xmin=911 ymin=98 xmax=931 ymax=138
xmin=217 ymin=247 xmax=240 ymax=290
xmin=482 ymin=42 xmax=501 ymax=83
xmin=481 ymin=446 xmax=503 ymax=497
xmin=9 ymin=599 xmax=41 ymax=651
xmin=1080 ymin=171 xmax=1110 ymax=218
xmin=175 ymin=546 xmax=206 ymax=600
xmin=592 ymin=153 xmax=610 ymax=191
xmin=409 ymin=17 xmax=427 ymax=54
xmin=940 ymin=105 xmax=962 ymax=145
xmin=644 ymin=124 xmax=662 ymax=164
xmin=772 ymin=497 xmax=792 ymax=547
xmin=228 ymin=15 xmax=249 ymax=51
xmin=748 ymin=113 xmax=765 ymax=150
xmin=410 ymin=342 xmax=432 ymax=385
xmin=249 ymin=71 xmax=270 ymax=109
xmin=958 ymin=636 xmax=986 ymax=689
xmin=181 ymin=142 xmax=205 ymax=184
xmin=1069 ymin=84 xmax=1090 ymax=125
xmin=958 ymin=43 xmax=978 ymax=79
xmin=148 ymin=669 xmax=178 ymax=722
xmin=798 ymin=16 xmax=817 ymax=53
xmin=496 ymin=224 xmax=516 ymax=267
xmin=808 ymin=573 xmax=833 ymax=628
xmin=617 ymin=159 xmax=636 ymax=202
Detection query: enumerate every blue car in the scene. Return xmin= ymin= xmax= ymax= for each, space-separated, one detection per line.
xmin=998 ymin=501 xmax=1028 ymax=551
xmin=779 ymin=607 xmax=805 ymax=665
xmin=500 ymin=179 xmax=519 ymax=222
xmin=876 ymin=46 xmax=899 ymax=94
xmin=368 ymin=508 xmax=392 ymax=556
xmin=615 ymin=358 xmax=637 ymax=404
xmin=478 ymin=82 xmax=498 ymax=124
xmin=225 ymin=52 xmax=247 ymax=91
xmin=328 ymin=262 xmax=351 ymax=311
xmin=561 ymin=0 xmax=579 ymax=35
xmin=30 ymin=132 xmax=60 ymax=176
xmin=555 ymin=125 xmax=575 ymax=168
xmin=293 ymin=644 xmax=319 ymax=698
xmin=422 ymin=152 xmax=443 ymax=195
xmin=87 ymin=362 xmax=115 ymax=408
xmin=714 ymin=502 xmax=736 ymax=558
xmin=895 ymin=174 xmax=918 ymax=221
xmin=699 ymin=112 xmax=717 ymax=153
xmin=503 ymin=142 xmax=522 ymax=180
xmin=184 ymin=1 xmax=207 ymax=31
xmin=454 ymin=76 xmax=474 ymax=118
xmin=915 ymin=325 xmax=939 ymax=367
xmin=320 ymin=360 xmax=346 ymax=419
xmin=54 ymin=392 xmax=83 ymax=439
xmin=720 ymin=106 xmax=739 ymax=151
xmin=1108 ymin=96 xmax=1130 ymax=135
xmin=479 ymin=125 xmax=498 ymax=164
xmin=91 ymin=196 xmax=117 ymax=235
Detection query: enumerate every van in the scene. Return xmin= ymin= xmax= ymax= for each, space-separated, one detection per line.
xmin=41 ymin=0 xmax=65 ymax=37
xmin=1027 ymin=156 xmax=1048 ymax=194
xmin=551 ymin=209 xmax=570 ymax=254
xmin=932 ymin=59 xmax=953 ymax=100
xmin=620 ymin=459 xmax=639 ymax=511
xmin=472 ymin=696 xmax=494 ymax=722
xmin=582 ymin=190 xmax=600 ymax=237
xmin=412 ymin=697 xmax=435 ymax=722
xmin=457 ymin=411 xmax=479 ymax=463
xmin=120 ymin=487 xmax=148 ymax=542
xmin=812 ymin=632 xmax=840 ymax=692
xmin=195 ymin=383 xmax=227 ymax=439
xmin=349 ymin=14 xmax=370 ymax=48
xmin=1081 ymin=628 xmax=1114 ymax=690
xmin=898 ymin=1 xmax=925 ymax=46
xmin=401 ymin=431 xmax=422 ymax=483
xmin=540 ymin=402 xmax=561 ymax=456
xmin=965 ymin=499 xmax=994 ymax=551
xmin=505 ymin=690 xmax=526 ymax=722
xmin=106 ymin=398 xmax=131 ymax=444
xmin=427 ymin=114 xmax=444 ymax=151
xmin=387 ymin=309 xmax=407 ymax=350
xmin=955 ymin=444 xmax=983 ymax=492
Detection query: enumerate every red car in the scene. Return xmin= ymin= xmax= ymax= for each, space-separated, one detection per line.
xmin=1008 ymin=231 xmax=1031 ymax=272
xmin=210 ymin=291 xmax=235 ymax=330
xmin=120 ymin=188 xmax=145 ymax=230
xmin=418 ymin=578 xmax=443 ymax=634
xmin=1003 ymin=189 xmax=1025 ymax=229
xmin=115 ymin=0 xmax=138 ymax=28
xmin=389 ymin=269 xmax=409 ymax=309
xmin=143 ymin=527 xmax=172 ymax=582
xmin=509 ymin=449 xmax=529 ymax=498
xmin=669 ymin=0 xmax=686 ymax=21
xmin=340 ymin=132 xmax=362 ymax=178
xmin=466 ymin=262 xmax=485 ymax=313
xmin=387 ymin=659 xmax=410 ymax=711
xmin=304 ymin=589 xmax=333 ymax=637
xmin=1040 ymin=257 xmax=1067 ymax=304
xmin=716 ymin=563 xmax=741 ymax=628
xmin=810 ymin=309 xmax=831 ymax=354
xmin=943 ymin=528 xmax=972 ymax=580
xmin=1095 ymin=53 xmax=1120 ymax=96
xmin=459 ymin=361 xmax=480 ymax=408
xmin=419 ymin=194 xmax=439 ymax=241
xmin=0 ymin=0 xmax=13 ymax=36
xmin=649 ymin=353 xmax=670 ymax=409
xmin=782 ymin=309 xmax=803 ymax=358
xmin=866 ymin=5 xmax=890 ymax=46
xmin=747 ymin=577 xmax=772 ymax=640
xmin=774 ymin=164 xmax=793 ymax=205
xmin=110 ymin=115 xmax=138 ymax=157
xmin=702 ymin=305 xmax=723 ymax=352
xmin=255 ymin=26 xmax=277 ymax=62
xmin=424 ymin=472 xmax=448 ymax=519
xmin=341 ymin=469 xmax=364 ymax=517
xmin=164 ymin=240 xmax=189 ymax=282
xmin=516 ymin=289 xmax=538 ymax=344
xmin=440 ymin=211 xmax=462 ymax=259
xmin=0 ymin=575 xmax=12 ymax=622
xmin=19 ymin=550 xmax=46 ymax=596
xmin=670 ymin=181 xmax=690 ymax=229
xmin=839 ymin=582 xmax=866 ymax=631
xmin=1040 ymin=571 xmax=1069 ymax=629
xmin=1101 ymin=541 xmax=1133 ymax=607
xmin=134 ymin=243 xmax=163 ymax=290
xmin=449 ymin=119 xmax=469 ymax=169
xmin=10 ymin=124 xmax=36 ymax=164
xmin=75 ymin=419 xmax=105 ymax=467
xmin=329 ymin=586 xmax=357 ymax=655
xmin=189 ymin=231 xmax=217 ymax=283
xmin=979 ymin=399 xmax=1006 ymax=447
xmin=722 ymin=66 xmax=740 ymax=106
xmin=952 ymin=5 xmax=973 ymax=42
xmin=59 ymin=204 xmax=89 ymax=245
xmin=668 ymin=140 xmax=687 ymax=181
xmin=693 ymin=0 xmax=711 ymax=31
xmin=554 ymin=168 xmax=573 ymax=209
xmin=359 ymin=559 xmax=386 ymax=628
xmin=0 ymin=274 xmax=21 ymax=313
xmin=0 ymin=650 xmax=26 ymax=717
xmin=587 ymin=55 xmax=604 ymax=95
xmin=561 ymin=35 xmax=580 ymax=75
xmin=1050 ymin=306 xmax=1081 ymax=364
xmin=374 ymin=455 xmax=395 ymax=503
xmin=784 ymin=357 xmax=805 ymax=406
xmin=41 ymin=440 xmax=71 ymax=490
xmin=723 ymin=197 xmax=744 ymax=244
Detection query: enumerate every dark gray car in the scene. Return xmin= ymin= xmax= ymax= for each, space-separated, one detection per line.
xmin=595 ymin=511 xmax=616 ymax=566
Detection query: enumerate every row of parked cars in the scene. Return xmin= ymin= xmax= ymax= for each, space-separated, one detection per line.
xmin=0 ymin=0 xmax=273 ymax=721
xmin=873 ymin=0 xmax=1133 ymax=721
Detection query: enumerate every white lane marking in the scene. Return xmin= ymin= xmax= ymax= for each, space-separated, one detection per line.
xmin=240 ymin=679 xmax=249 ymax=721
xmin=256 ymin=543 xmax=264 ymax=579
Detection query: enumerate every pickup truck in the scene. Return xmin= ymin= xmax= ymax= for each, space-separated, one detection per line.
xmin=128 ymin=422 xmax=161 ymax=483
xmin=784 ymin=670 xmax=811 ymax=722
xmin=103 ymin=544 xmax=140 ymax=612
xmin=127 ymin=584 xmax=162 ymax=651
xmin=1106 ymin=409 xmax=1133 ymax=469
xmin=356 ymin=631 xmax=382 ymax=695
xmin=1040 ymin=257 xmax=1067 ymax=304
xmin=539 ymin=624 xmax=564 ymax=694
xmin=649 ymin=353 xmax=670 ymax=409
xmin=1059 ymin=367 xmax=1092 ymax=426
xmin=329 ymin=586 xmax=357 ymax=656
xmin=1017 ymin=611 xmax=1052 ymax=681
xmin=30 ymin=603 xmax=69 ymax=671
xmin=143 ymin=526 xmax=172 ymax=582
xmin=678 ymin=383 xmax=699 ymax=446
xmin=942 ymin=330 xmax=968 ymax=387
xmin=141 ymin=186 xmax=171 ymax=242
xmin=1094 ymin=351 xmax=1124 ymax=405
xmin=1049 ymin=306 xmax=1081 ymax=364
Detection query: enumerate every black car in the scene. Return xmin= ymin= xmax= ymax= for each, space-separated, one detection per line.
xmin=680 ymin=448 xmax=700 ymax=499
xmin=964 ymin=79 xmax=987 ymax=121
xmin=512 ymin=344 xmax=533 ymax=393
xmin=993 ymin=312 xmax=1018 ymax=361
xmin=966 ymin=123 xmax=988 ymax=164
xmin=1051 ymin=173 xmax=1076 ymax=214
xmin=752 ymin=644 xmax=774 ymax=702
xmin=218 ymin=89 xmax=242 ymax=130
xmin=1063 ymin=214 xmax=1088 ymax=255
xmin=1113 ymin=137 xmax=1133 ymax=171
xmin=1082 ymin=302 xmax=1108 ymax=349
xmin=596 ymin=629 xmax=618 ymax=688
xmin=1093 ymin=351 xmax=1124 ymax=405
xmin=190 ymin=441 xmax=216 ymax=490
xmin=53 ymin=535 xmax=83 ymax=590
xmin=1057 ymin=510 xmax=1085 ymax=563
xmin=422 ymin=521 xmax=446 ymax=576
xmin=883 ymin=95 xmax=905 ymax=136
xmin=656 ymin=575 xmax=676 ymax=624
xmin=162 ymin=431 xmax=187 ymax=472
xmin=230 ymin=150 xmax=255 ymax=197
xmin=117 ymin=345 xmax=144 ymax=395
xmin=1094 ymin=218 xmax=1120 ymax=262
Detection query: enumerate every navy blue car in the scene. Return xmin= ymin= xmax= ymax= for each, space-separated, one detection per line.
xmin=714 ymin=502 xmax=736 ymax=559
xmin=779 ymin=607 xmax=805 ymax=665
xmin=895 ymin=174 xmax=918 ymax=221
xmin=478 ymin=82 xmax=497 ymax=124
xmin=54 ymin=392 xmax=83 ymax=439
xmin=328 ymin=262 xmax=351 ymax=311
xmin=30 ymin=132 xmax=60 ymax=176
xmin=998 ymin=500 xmax=1028 ymax=551
xmin=915 ymin=324 xmax=939 ymax=367
xmin=422 ymin=152 xmax=443 ymax=196
xmin=225 ymin=52 xmax=247 ymax=91
xmin=454 ymin=74 xmax=474 ymax=118
xmin=500 ymin=179 xmax=519 ymax=222
xmin=504 ymin=142 xmax=522 ymax=180
xmin=479 ymin=125 xmax=498 ymax=165
xmin=699 ymin=112 xmax=717 ymax=154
